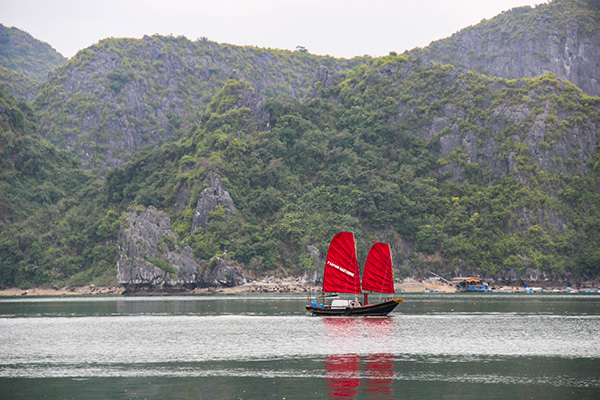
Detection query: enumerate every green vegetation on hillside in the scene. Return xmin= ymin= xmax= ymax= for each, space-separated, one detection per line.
xmin=0 ymin=89 xmax=118 ymax=287
xmin=0 ymin=24 xmax=66 ymax=83
xmin=33 ymin=35 xmax=367 ymax=170
xmin=407 ymin=0 xmax=600 ymax=98
xmin=104 ymin=57 xmax=600 ymax=282
xmin=1 ymin=2 xmax=599 ymax=288
xmin=1 ymin=54 xmax=599 ymax=289
xmin=0 ymin=65 xmax=37 ymax=102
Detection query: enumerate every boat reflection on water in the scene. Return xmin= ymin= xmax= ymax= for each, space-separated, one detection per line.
xmin=326 ymin=353 xmax=394 ymax=399
xmin=326 ymin=354 xmax=361 ymax=398
xmin=324 ymin=318 xmax=395 ymax=399
xmin=364 ymin=353 xmax=394 ymax=398
xmin=323 ymin=315 xmax=395 ymax=338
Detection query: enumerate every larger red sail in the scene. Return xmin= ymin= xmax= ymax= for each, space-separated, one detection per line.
xmin=322 ymin=232 xmax=362 ymax=294
xmin=362 ymin=242 xmax=395 ymax=294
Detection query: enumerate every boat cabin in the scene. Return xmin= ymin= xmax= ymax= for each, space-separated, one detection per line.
xmin=330 ymin=299 xmax=361 ymax=309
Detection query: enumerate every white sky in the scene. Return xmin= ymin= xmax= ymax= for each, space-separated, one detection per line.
xmin=1 ymin=0 xmax=546 ymax=59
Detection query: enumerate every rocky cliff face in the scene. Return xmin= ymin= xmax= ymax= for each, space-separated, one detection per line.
xmin=408 ymin=0 xmax=600 ymax=97
xmin=384 ymin=60 xmax=600 ymax=182
xmin=117 ymin=205 xmax=246 ymax=292
xmin=191 ymin=174 xmax=236 ymax=234
xmin=201 ymin=257 xmax=247 ymax=287
xmin=430 ymin=84 xmax=599 ymax=178
xmin=308 ymin=56 xmax=599 ymax=281
xmin=303 ymin=245 xmax=323 ymax=285
xmin=117 ymin=206 xmax=200 ymax=291
xmin=33 ymin=35 xmax=359 ymax=169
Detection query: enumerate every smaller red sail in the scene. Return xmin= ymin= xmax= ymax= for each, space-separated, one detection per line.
xmin=322 ymin=232 xmax=362 ymax=294
xmin=362 ymin=242 xmax=395 ymax=294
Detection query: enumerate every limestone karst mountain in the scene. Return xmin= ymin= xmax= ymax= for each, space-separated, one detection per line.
xmin=1 ymin=0 xmax=599 ymax=289
xmin=33 ymin=35 xmax=362 ymax=169
xmin=0 ymin=24 xmax=66 ymax=102
xmin=407 ymin=0 xmax=600 ymax=97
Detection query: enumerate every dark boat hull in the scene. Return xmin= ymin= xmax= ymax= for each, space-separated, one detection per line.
xmin=306 ymin=298 xmax=403 ymax=316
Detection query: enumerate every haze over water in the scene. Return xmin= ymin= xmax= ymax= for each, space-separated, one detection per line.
xmin=1 ymin=293 xmax=599 ymax=399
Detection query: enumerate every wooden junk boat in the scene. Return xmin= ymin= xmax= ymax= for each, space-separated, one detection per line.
xmin=306 ymin=232 xmax=403 ymax=316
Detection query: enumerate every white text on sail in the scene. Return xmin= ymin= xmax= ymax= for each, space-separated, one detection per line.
xmin=327 ymin=260 xmax=355 ymax=277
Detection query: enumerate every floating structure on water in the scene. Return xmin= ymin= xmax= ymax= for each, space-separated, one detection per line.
xmin=452 ymin=277 xmax=489 ymax=292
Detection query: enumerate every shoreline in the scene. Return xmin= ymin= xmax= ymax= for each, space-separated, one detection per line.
xmin=1 ymin=277 xmax=597 ymax=297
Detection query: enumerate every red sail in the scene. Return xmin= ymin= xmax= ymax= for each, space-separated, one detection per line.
xmin=322 ymin=232 xmax=362 ymax=294
xmin=362 ymin=242 xmax=395 ymax=294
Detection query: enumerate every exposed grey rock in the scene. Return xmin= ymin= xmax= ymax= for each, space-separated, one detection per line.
xmin=408 ymin=1 xmax=600 ymax=96
xmin=392 ymin=65 xmax=600 ymax=185
xmin=201 ymin=257 xmax=246 ymax=287
xmin=302 ymin=245 xmax=323 ymax=285
xmin=117 ymin=205 xmax=200 ymax=290
xmin=191 ymin=174 xmax=236 ymax=233
xmin=34 ymin=35 xmax=357 ymax=169
xmin=434 ymin=95 xmax=599 ymax=178
xmin=306 ymin=245 xmax=321 ymax=261
xmin=117 ymin=204 xmax=248 ymax=292
xmin=174 ymin=185 xmax=191 ymax=210
xmin=312 ymin=66 xmax=338 ymax=89
xmin=230 ymin=79 xmax=271 ymax=131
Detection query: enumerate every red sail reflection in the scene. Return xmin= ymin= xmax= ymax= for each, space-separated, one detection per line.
xmin=326 ymin=353 xmax=394 ymax=400
xmin=365 ymin=353 xmax=394 ymax=399
xmin=323 ymin=316 xmax=394 ymax=338
xmin=326 ymin=354 xmax=361 ymax=398
xmin=323 ymin=318 xmax=395 ymax=399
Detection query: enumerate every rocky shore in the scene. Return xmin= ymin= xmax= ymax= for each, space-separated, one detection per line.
xmin=0 ymin=285 xmax=125 ymax=297
xmin=2 ymin=276 xmax=597 ymax=297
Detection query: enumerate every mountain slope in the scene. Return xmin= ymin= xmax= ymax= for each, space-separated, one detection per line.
xmin=1 ymin=56 xmax=598 ymax=288
xmin=31 ymin=0 xmax=600 ymax=172
xmin=1 ymin=4 xmax=600 ymax=289
xmin=408 ymin=0 xmax=600 ymax=96
xmin=33 ymin=35 xmax=364 ymax=170
xmin=0 ymin=24 xmax=66 ymax=102
xmin=0 ymin=24 xmax=66 ymax=82
xmin=106 ymin=57 xmax=600 ymax=284
xmin=0 ymin=88 xmax=117 ymax=288
xmin=0 ymin=65 xmax=38 ymax=103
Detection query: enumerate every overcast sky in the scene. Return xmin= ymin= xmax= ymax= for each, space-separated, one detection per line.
xmin=2 ymin=0 xmax=546 ymax=59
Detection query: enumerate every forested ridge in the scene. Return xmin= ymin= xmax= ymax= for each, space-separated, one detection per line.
xmin=32 ymin=35 xmax=364 ymax=170
xmin=0 ymin=0 xmax=599 ymax=288
xmin=408 ymin=0 xmax=600 ymax=97
xmin=104 ymin=57 xmax=600 ymax=285
xmin=0 ymin=23 xmax=66 ymax=103
xmin=0 ymin=88 xmax=117 ymax=287
xmin=0 ymin=23 xmax=66 ymax=83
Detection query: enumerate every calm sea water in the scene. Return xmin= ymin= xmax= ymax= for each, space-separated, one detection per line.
xmin=0 ymin=293 xmax=599 ymax=399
